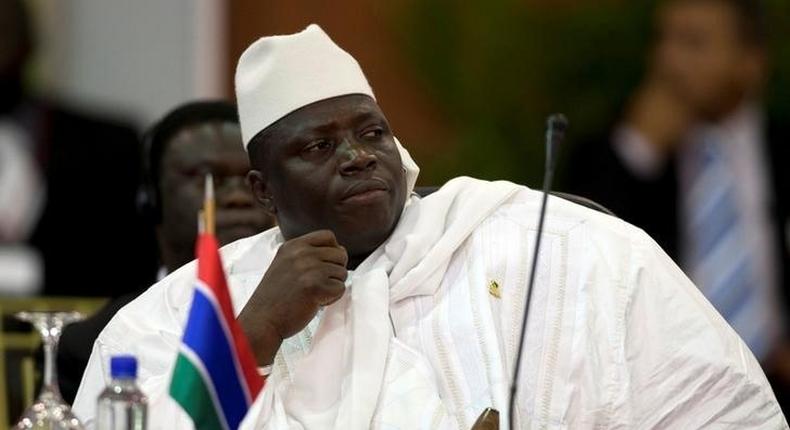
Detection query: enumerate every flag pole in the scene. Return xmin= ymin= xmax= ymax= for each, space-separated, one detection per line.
xmin=171 ymin=171 xmax=263 ymax=429
xmin=203 ymin=173 xmax=215 ymax=235
xmin=198 ymin=210 xmax=206 ymax=235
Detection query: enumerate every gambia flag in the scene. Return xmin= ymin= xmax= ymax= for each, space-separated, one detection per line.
xmin=169 ymin=175 xmax=264 ymax=429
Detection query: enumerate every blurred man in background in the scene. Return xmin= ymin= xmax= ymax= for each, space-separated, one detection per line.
xmin=567 ymin=0 xmax=790 ymax=407
xmin=141 ymin=101 xmax=275 ymax=273
xmin=57 ymin=101 xmax=276 ymax=403
xmin=0 ymin=0 xmax=157 ymax=297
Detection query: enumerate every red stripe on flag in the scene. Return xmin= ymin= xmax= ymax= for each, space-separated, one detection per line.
xmin=197 ymin=233 xmax=264 ymax=399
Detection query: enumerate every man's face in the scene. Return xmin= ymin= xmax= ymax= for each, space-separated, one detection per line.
xmin=159 ymin=121 xmax=274 ymax=250
xmin=653 ymin=0 xmax=764 ymax=119
xmin=250 ymin=94 xmax=407 ymax=259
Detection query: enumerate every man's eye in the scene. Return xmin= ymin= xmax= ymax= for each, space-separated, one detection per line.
xmin=305 ymin=139 xmax=333 ymax=152
xmin=362 ymin=128 xmax=383 ymax=139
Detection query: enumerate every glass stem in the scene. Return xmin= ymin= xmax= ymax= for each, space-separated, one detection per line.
xmin=42 ymin=334 xmax=60 ymax=396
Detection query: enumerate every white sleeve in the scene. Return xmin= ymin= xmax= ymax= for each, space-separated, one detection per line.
xmin=71 ymin=340 xmax=110 ymax=429
xmin=619 ymin=231 xmax=788 ymax=428
xmin=72 ymin=327 xmax=196 ymax=429
xmin=71 ymin=271 xmax=200 ymax=429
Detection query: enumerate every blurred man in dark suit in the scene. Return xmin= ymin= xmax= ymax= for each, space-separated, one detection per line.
xmin=566 ymin=0 xmax=790 ymax=408
xmin=57 ymin=101 xmax=276 ymax=403
xmin=0 ymin=0 xmax=158 ymax=298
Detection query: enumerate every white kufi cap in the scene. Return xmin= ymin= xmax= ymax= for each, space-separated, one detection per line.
xmin=235 ymin=24 xmax=376 ymax=148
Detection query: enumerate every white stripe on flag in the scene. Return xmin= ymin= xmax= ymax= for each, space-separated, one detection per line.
xmin=179 ymin=344 xmax=232 ymax=430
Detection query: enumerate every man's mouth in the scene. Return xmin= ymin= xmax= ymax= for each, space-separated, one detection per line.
xmin=341 ymin=179 xmax=389 ymax=204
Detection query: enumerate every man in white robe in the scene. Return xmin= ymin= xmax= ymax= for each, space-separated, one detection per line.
xmin=73 ymin=24 xmax=787 ymax=429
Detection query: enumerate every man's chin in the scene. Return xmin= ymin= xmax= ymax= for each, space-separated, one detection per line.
xmin=216 ymin=224 xmax=264 ymax=246
xmin=336 ymin=214 xmax=401 ymax=256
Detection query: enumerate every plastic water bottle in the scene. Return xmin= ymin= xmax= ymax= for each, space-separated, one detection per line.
xmin=96 ymin=355 xmax=148 ymax=430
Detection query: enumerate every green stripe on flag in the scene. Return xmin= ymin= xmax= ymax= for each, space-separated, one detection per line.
xmin=169 ymin=353 xmax=226 ymax=430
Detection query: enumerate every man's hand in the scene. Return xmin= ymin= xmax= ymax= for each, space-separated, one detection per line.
xmin=625 ymin=77 xmax=695 ymax=155
xmin=238 ymin=230 xmax=348 ymax=365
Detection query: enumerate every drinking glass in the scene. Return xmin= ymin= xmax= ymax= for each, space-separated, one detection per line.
xmin=14 ymin=311 xmax=85 ymax=429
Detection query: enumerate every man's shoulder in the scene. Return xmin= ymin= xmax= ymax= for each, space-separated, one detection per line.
xmin=486 ymin=183 xmax=646 ymax=241
xmin=95 ymin=262 xmax=195 ymax=350
xmin=425 ymin=176 xmax=651 ymax=252
xmin=465 ymin=182 xmax=666 ymax=296
xmin=98 ymin=229 xmax=281 ymax=346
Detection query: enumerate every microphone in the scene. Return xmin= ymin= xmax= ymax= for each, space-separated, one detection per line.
xmin=544 ymin=114 xmax=568 ymax=177
xmin=507 ymin=114 xmax=568 ymax=430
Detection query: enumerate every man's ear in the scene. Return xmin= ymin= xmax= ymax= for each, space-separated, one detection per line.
xmin=247 ymin=170 xmax=276 ymax=214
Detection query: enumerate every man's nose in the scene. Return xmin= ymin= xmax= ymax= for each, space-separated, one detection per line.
xmin=338 ymin=139 xmax=377 ymax=176
xmin=216 ymin=175 xmax=254 ymax=208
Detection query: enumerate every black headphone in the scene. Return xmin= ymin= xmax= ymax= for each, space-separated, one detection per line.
xmin=136 ymin=127 xmax=162 ymax=224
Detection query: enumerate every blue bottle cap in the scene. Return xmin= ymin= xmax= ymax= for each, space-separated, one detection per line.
xmin=110 ymin=355 xmax=138 ymax=379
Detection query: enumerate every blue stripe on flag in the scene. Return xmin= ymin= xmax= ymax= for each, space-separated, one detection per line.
xmin=183 ymin=289 xmax=249 ymax=428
